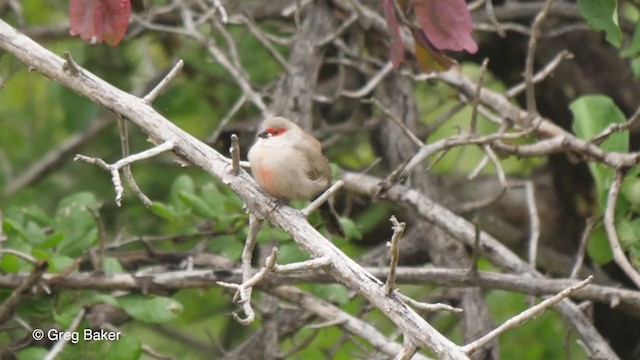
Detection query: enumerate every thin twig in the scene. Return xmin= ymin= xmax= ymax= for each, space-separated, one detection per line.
xmin=506 ymin=50 xmax=572 ymax=98
xmin=211 ymin=0 xmax=228 ymax=23
xmin=396 ymin=293 xmax=463 ymax=314
xmin=342 ymin=62 xmax=394 ymax=98
xmin=524 ymin=0 xmax=554 ymax=115
xmin=217 ymin=214 xmax=263 ymax=325
xmin=316 ymin=13 xmax=358 ymax=46
xmin=273 ymin=256 xmax=332 ymax=272
xmin=0 ymin=261 xmax=48 ymax=324
xmin=468 ymin=223 xmax=482 ymax=274
xmin=462 ymin=276 xmax=593 ymax=355
xmin=604 ymin=170 xmax=640 ymax=288
xmin=524 ymin=181 xmax=540 ymax=271
xmin=366 ymin=97 xmax=424 ymax=148
xmin=143 ymin=59 xmax=184 ymax=103
xmin=570 ymin=217 xmax=600 ymax=279
xmin=75 ymin=141 xmax=175 ymax=206
xmin=384 ymin=216 xmax=406 ymax=295
xmin=301 ymin=180 xmax=344 ymax=217
xmin=230 ymin=134 xmax=240 ymax=175
xmin=87 ymin=206 xmax=106 ymax=274
xmin=486 ymin=0 xmax=506 ymax=37
xmin=0 ymin=249 xmax=38 ymax=264
xmin=62 ymin=51 xmax=80 ymax=76
xmin=395 ymin=338 xmax=418 ymax=360
xmin=591 ymin=105 xmax=640 ymax=145
xmin=470 ymin=58 xmax=489 ymax=134
xmin=117 ymin=116 xmax=153 ymax=207
xmin=206 ymin=94 xmax=247 ymax=144
xmin=468 ymin=154 xmax=490 ymax=180
xmin=240 ymin=15 xmax=290 ymax=72
xmin=43 ymin=307 xmax=86 ymax=360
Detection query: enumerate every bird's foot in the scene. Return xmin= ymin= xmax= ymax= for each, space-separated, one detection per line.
xmin=266 ymin=199 xmax=286 ymax=217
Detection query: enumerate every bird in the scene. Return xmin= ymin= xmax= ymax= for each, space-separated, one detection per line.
xmin=247 ymin=116 xmax=345 ymax=237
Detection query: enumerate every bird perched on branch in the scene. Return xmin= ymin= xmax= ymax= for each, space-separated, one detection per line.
xmin=248 ymin=116 xmax=345 ymax=237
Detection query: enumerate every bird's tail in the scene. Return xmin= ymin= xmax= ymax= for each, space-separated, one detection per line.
xmin=318 ymin=200 xmax=345 ymax=238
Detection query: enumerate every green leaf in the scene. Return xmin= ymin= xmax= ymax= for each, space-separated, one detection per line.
xmin=355 ymin=202 xmax=391 ymax=234
xmin=117 ymin=294 xmax=183 ymax=323
xmin=38 ymin=231 xmax=64 ymax=250
xmin=621 ymin=23 xmax=640 ymax=57
xmin=92 ymin=294 xmax=119 ymax=306
xmin=257 ymin=227 xmax=291 ymax=244
xmin=149 ymin=202 xmax=178 ymax=222
xmin=54 ymin=192 xmax=99 ymax=257
xmin=170 ymin=175 xmax=195 ymax=205
xmin=340 ymin=218 xmax=362 ymax=241
xmin=50 ymin=256 xmax=75 ymax=272
xmin=622 ymin=177 xmax=640 ymax=207
xmin=178 ymin=191 xmax=216 ymax=218
xmin=21 ymin=206 xmax=53 ymax=226
xmin=22 ymin=222 xmax=47 ymax=247
xmin=53 ymin=302 xmax=83 ymax=328
xmin=570 ymin=95 xmax=628 ymax=152
xmin=587 ymin=224 xmax=613 ymax=264
xmin=103 ymin=257 xmax=125 ymax=274
xmin=3 ymin=218 xmax=29 ymax=242
xmin=277 ymin=242 xmax=309 ymax=264
xmin=578 ymin=0 xmax=622 ymax=47
xmin=0 ymin=253 xmax=20 ymax=273
xmin=31 ymin=248 xmax=50 ymax=262
xmin=208 ymin=234 xmax=244 ymax=260
xmin=618 ymin=218 xmax=640 ymax=266
xmin=631 ymin=58 xmax=640 ymax=78
xmin=18 ymin=348 xmax=49 ymax=360
xmin=200 ymin=183 xmax=226 ymax=216
xmin=311 ymin=284 xmax=350 ymax=305
xmin=570 ymin=95 xmax=628 ymax=204
xmin=105 ymin=336 xmax=142 ymax=360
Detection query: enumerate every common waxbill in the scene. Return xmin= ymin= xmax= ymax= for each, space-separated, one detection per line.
xmin=248 ymin=116 xmax=345 ymax=237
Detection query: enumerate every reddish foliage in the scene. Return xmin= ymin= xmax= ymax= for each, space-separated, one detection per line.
xmin=412 ymin=0 xmax=477 ymax=53
xmin=381 ymin=0 xmax=405 ymax=68
xmin=381 ymin=0 xmax=478 ymax=73
xmin=412 ymin=29 xmax=454 ymax=73
xmin=69 ymin=0 xmax=131 ymax=46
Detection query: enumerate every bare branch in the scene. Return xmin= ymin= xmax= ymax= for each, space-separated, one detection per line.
xmin=217 ymin=214 xmax=263 ymax=325
xmin=0 ymin=261 xmax=48 ymax=325
xmin=524 ymin=181 xmax=540 ymax=271
xmin=75 ymin=141 xmax=175 ymax=206
xmin=301 ymin=180 xmax=344 ymax=217
xmin=524 ymin=0 xmax=554 ymax=115
xmin=570 ymin=217 xmax=600 ymax=279
xmin=143 ymin=59 xmax=184 ymax=103
xmin=43 ymin=307 xmax=86 ymax=360
xmin=604 ymin=170 xmax=640 ymax=288
xmin=384 ymin=216 xmax=406 ymax=295
xmin=230 ymin=134 xmax=240 ymax=175
xmin=462 ymin=276 xmax=593 ymax=355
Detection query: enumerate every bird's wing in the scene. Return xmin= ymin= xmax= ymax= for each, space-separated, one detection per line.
xmin=293 ymin=138 xmax=332 ymax=182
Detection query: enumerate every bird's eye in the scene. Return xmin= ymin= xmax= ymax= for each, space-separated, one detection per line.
xmin=273 ymin=129 xmax=280 ymax=135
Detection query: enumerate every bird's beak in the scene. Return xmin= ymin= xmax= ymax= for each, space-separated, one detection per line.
xmin=257 ymin=131 xmax=270 ymax=139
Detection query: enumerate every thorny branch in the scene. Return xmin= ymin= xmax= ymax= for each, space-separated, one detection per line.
xmin=3 ymin=0 xmax=640 ymax=358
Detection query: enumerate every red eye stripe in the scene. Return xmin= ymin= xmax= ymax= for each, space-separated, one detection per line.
xmin=267 ymin=127 xmax=287 ymax=136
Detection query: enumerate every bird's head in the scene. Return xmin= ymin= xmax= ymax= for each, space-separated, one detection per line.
xmin=257 ymin=116 xmax=297 ymax=139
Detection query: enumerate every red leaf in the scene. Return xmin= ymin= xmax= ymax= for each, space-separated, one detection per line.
xmin=412 ymin=29 xmax=455 ymax=73
xmin=69 ymin=0 xmax=131 ymax=46
xmin=381 ymin=0 xmax=405 ymax=68
xmin=411 ymin=0 xmax=478 ymax=54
